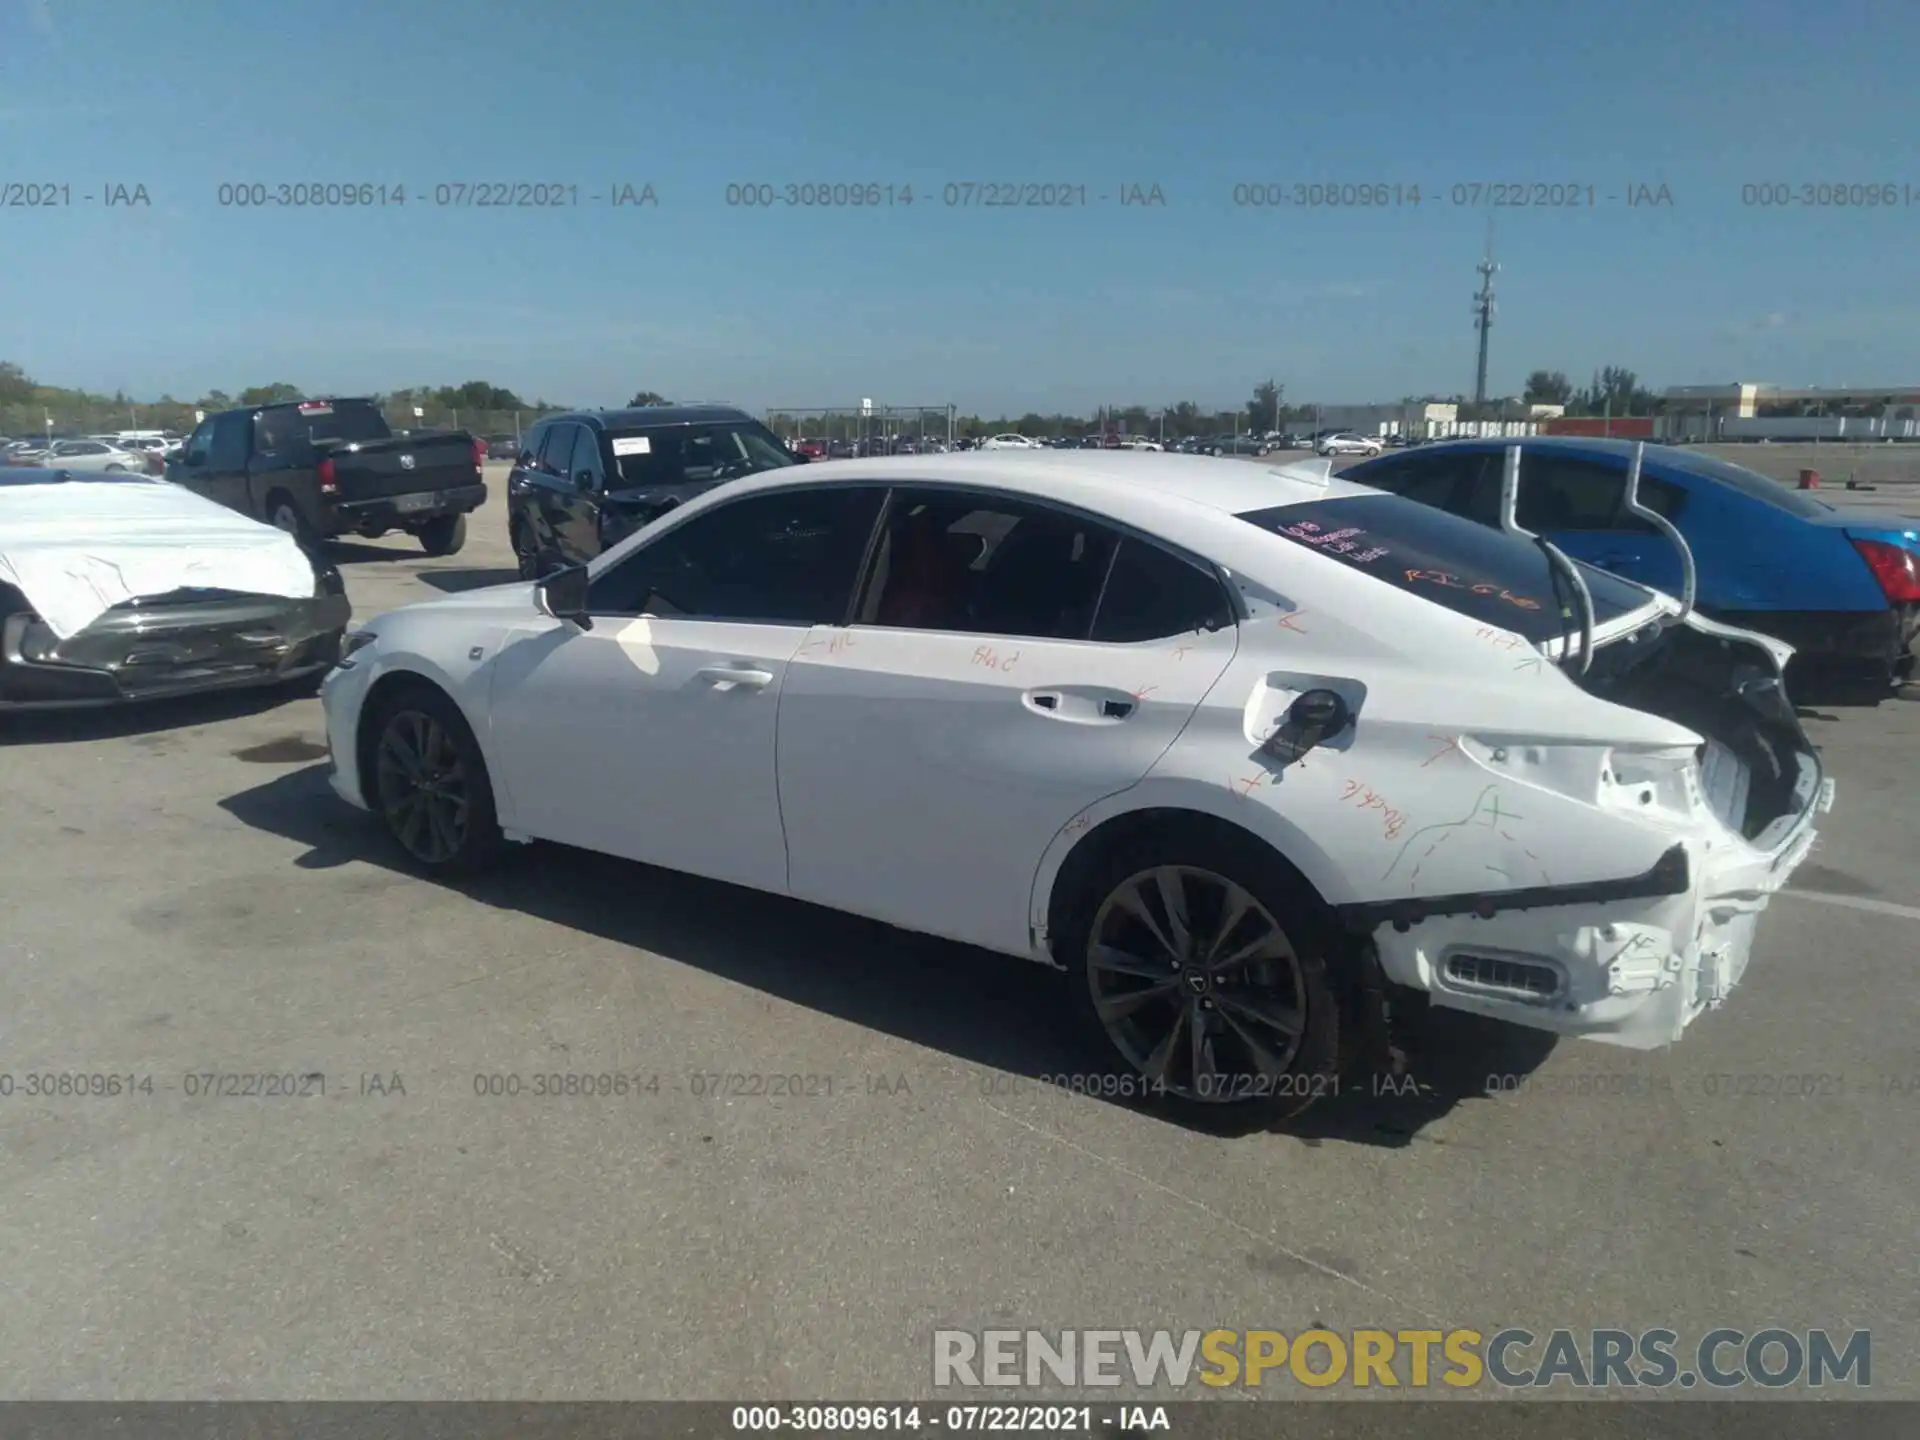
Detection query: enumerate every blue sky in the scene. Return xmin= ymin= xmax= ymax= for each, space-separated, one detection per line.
xmin=3 ymin=0 xmax=1918 ymax=415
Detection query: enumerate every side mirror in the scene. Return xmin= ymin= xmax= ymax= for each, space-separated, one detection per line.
xmin=1260 ymin=688 xmax=1353 ymax=765
xmin=535 ymin=563 xmax=593 ymax=629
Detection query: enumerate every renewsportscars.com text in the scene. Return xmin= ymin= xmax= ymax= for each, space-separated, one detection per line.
xmin=932 ymin=1328 xmax=1871 ymax=1390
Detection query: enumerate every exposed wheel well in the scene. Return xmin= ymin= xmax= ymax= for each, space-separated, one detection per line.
xmin=1044 ymin=807 xmax=1331 ymax=962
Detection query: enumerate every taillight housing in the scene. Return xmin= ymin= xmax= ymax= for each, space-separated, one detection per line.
xmin=1851 ymin=537 xmax=1920 ymax=603
xmin=317 ymin=457 xmax=338 ymax=496
xmin=473 ymin=437 xmax=487 ymax=470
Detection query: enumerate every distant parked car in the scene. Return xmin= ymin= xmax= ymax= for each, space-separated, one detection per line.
xmin=43 ymin=439 xmax=150 ymax=473
xmin=507 ymin=404 xmax=800 ymax=578
xmin=1317 ymin=433 xmax=1383 ymax=457
xmin=978 ymin=433 xmax=1041 ymax=451
xmin=1207 ymin=436 xmax=1272 ymax=457
xmin=1345 ymin=437 xmax=1920 ymax=692
xmin=484 ymin=435 xmax=521 ymax=461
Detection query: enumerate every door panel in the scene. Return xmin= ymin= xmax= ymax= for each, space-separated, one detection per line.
xmin=777 ymin=623 xmax=1238 ymax=956
xmin=486 ymin=614 xmax=803 ymax=893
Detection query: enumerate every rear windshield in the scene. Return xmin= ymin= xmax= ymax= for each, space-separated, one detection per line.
xmin=1667 ymin=450 xmax=1833 ymax=516
xmin=1238 ymin=494 xmax=1654 ymax=643
xmin=603 ymin=420 xmax=798 ymax=488
xmin=256 ymin=401 xmax=391 ymax=449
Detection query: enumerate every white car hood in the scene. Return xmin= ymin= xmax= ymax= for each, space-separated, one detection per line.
xmin=0 ymin=478 xmax=318 ymax=640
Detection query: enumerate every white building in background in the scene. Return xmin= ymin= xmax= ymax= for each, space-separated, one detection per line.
xmin=1662 ymin=384 xmax=1920 ymax=442
xmin=1298 ymin=400 xmax=1539 ymax=441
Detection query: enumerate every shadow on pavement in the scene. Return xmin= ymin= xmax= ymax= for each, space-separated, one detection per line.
xmin=416 ymin=567 xmax=520 ymax=593
xmin=0 ymin=682 xmax=309 ymax=745
xmin=220 ymin=763 xmax=1553 ymax=1147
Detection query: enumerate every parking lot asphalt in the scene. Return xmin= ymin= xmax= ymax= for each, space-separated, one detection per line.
xmin=1 ymin=462 xmax=1916 ymax=1401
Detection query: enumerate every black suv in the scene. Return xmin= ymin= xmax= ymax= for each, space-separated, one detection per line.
xmin=506 ymin=406 xmax=799 ymax=578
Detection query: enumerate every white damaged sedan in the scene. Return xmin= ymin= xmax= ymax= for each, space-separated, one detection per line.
xmin=321 ymin=451 xmax=1830 ymax=1122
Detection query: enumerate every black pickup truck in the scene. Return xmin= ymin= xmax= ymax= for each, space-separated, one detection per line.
xmin=165 ymin=398 xmax=487 ymax=555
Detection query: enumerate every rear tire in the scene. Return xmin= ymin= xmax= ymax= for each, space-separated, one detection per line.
xmin=364 ymin=682 xmax=504 ymax=875
xmin=1056 ymin=826 xmax=1342 ymax=1129
xmin=264 ymin=491 xmax=315 ymax=547
xmin=418 ymin=513 xmax=467 ymax=556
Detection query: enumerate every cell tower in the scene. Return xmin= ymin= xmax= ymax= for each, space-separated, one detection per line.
xmin=1472 ymin=219 xmax=1498 ymax=406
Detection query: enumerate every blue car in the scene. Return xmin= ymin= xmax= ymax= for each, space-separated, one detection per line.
xmin=1345 ymin=437 xmax=1920 ymax=692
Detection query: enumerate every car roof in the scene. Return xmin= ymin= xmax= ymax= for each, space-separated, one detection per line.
xmin=547 ymin=405 xmax=754 ymax=431
xmin=723 ymin=449 xmax=1377 ymax=520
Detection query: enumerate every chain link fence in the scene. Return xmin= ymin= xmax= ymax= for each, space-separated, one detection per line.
xmin=765 ymin=405 xmax=956 ymax=452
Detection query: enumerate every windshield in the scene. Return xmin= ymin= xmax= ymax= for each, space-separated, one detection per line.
xmin=605 ymin=421 xmax=798 ymax=488
xmin=1238 ymin=493 xmax=1655 ymax=644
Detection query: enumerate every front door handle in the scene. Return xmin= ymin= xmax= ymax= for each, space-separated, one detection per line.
xmin=695 ymin=664 xmax=773 ymax=690
xmin=1100 ymin=698 xmax=1135 ymax=719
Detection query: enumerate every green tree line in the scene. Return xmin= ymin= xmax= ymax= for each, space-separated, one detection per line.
xmin=0 ymin=362 xmax=569 ymax=442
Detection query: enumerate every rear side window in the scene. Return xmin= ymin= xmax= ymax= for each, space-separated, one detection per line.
xmin=1458 ymin=454 xmax=1689 ymax=531
xmin=1239 ymin=494 xmax=1652 ymax=643
xmin=1091 ymin=538 xmax=1234 ymax=642
xmin=857 ymin=490 xmax=1120 ymax=640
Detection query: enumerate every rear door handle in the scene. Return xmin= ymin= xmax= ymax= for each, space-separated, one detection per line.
xmin=1100 ymin=698 xmax=1135 ymax=719
xmin=695 ymin=665 xmax=773 ymax=690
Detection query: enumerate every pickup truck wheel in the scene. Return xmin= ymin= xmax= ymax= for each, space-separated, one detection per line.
xmin=265 ymin=492 xmax=315 ymax=546
xmin=1059 ymin=827 xmax=1341 ymax=1130
xmin=418 ymin=513 xmax=466 ymax=556
xmin=367 ymin=684 xmax=504 ymax=874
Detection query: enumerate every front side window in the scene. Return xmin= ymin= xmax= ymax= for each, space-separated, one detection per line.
xmin=858 ymin=489 xmax=1120 ymax=640
xmin=587 ymin=484 xmax=885 ymax=623
xmin=516 ymin=425 xmax=546 ymax=469
xmin=536 ymin=423 xmax=577 ymax=476
xmin=207 ymin=415 xmax=251 ymax=469
xmin=181 ymin=421 xmax=213 ymax=464
xmin=1239 ymin=494 xmax=1653 ymax=644
xmin=567 ymin=425 xmax=604 ymax=487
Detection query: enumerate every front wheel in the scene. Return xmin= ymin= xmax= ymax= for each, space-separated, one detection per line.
xmin=418 ymin=513 xmax=466 ymax=556
xmin=367 ymin=685 xmax=504 ymax=874
xmin=1061 ymin=830 xmax=1342 ymax=1128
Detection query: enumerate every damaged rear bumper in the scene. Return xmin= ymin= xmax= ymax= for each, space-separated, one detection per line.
xmin=1337 ymin=773 xmax=1831 ymax=1049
